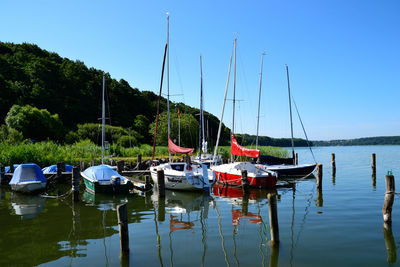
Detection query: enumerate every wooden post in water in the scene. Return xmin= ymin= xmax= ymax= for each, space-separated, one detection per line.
xmin=295 ymin=153 xmax=298 ymax=165
xmin=0 ymin=166 xmax=4 ymax=185
xmin=371 ymin=153 xmax=376 ymax=175
xmin=267 ymin=193 xmax=280 ymax=245
xmin=145 ymin=175 xmax=152 ymax=191
xmin=117 ymin=203 xmax=130 ymax=256
xmin=331 ymin=153 xmax=336 ymax=176
xmin=80 ymin=161 xmax=86 ymax=171
xmin=137 ymin=154 xmax=142 ymax=170
xmin=72 ymin=167 xmax=80 ymax=202
xmin=157 ymin=169 xmax=165 ymax=198
xmin=117 ymin=160 xmax=125 ymax=173
xmin=241 ymin=169 xmax=249 ymax=194
xmin=383 ymin=174 xmax=395 ymax=223
xmin=10 ymin=164 xmax=14 ymax=173
xmin=56 ymin=162 xmax=63 ymax=181
xmin=317 ymin=164 xmax=323 ymax=190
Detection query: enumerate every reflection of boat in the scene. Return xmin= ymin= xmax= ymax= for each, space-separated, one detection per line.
xmin=10 ymin=192 xmax=45 ymax=219
xmin=232 ymin=209 xmax=262 ymax=226
xmin=212 ymin=183 xmax=277 ymax=204
xmin=82 ymin=190 xmax=128 ymax=211
xmin=81 ymin=165 xmax=133 ymax=194
xmin=9 ymin=163 xmax=47 ymax=193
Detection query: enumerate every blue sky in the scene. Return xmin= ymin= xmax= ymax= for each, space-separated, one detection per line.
xmin=1 ymin=0 xmax=399 ymax=140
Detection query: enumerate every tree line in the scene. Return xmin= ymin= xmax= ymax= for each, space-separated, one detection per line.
xmin=0 ymin=41 xmax=310 ymax=150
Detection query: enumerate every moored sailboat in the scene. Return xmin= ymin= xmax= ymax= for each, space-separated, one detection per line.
xmin=150 ymin=14 xmax=209 ymax=191
xmin=256 ymin=64 xmax=317 ymax=177
xmin=210 ymin=39 xmax=277 ymax=188
xmin=81 ymin=73 xmax=133 ymax=194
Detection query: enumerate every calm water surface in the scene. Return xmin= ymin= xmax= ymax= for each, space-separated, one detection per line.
xmin=1 ymin=145 xmax=399 ymax=266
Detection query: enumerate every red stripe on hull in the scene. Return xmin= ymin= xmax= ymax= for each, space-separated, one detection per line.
xmin=213 ymin=171 xmax=277 ymax=188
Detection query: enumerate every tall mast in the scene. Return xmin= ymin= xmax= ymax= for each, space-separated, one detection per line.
xmin=199 ymin=54 xmax=203 ymax=158
xmin=285 ymin=64 xmax=295 ymax=159
xmin=231 ymin=38 xmax=237 ymax=162
xmin=166 ymin=13 xmax=171 ymax=162
xmin=255 ymin=52 xmax=266 ymax=150
xmin=101 ymin=72 xmax=105 ymax=164
xmin=213 ymin=49 xmax=233 ymax=164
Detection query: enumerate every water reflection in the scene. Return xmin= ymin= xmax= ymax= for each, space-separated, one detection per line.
xmin=10 ymin=192 xmax=45 ymax=220
xmin=383 ymin=223 xmax=397 ymax=263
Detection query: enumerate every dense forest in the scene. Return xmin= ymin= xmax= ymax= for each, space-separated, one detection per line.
xmin=313 ymin=136 xmax=400 ymax=146
xmin=0 ymin=41 xmax=312 ymax=150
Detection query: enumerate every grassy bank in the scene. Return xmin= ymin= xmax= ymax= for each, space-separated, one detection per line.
xmin=0 ymin=140 xmax=288 ymax=167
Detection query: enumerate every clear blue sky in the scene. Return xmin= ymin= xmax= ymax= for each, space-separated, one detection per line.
xmin=1 ymin=0 xmax=399 ymax=141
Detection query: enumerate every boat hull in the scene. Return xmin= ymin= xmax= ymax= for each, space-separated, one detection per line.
xmin=257 ymin=164 xmax=317 ymax=177
xmin=82 ymin=176 xmax=133 ymax=194
xmin=150 ymin=163 xmax=209 ymax=191
xmin=10 ymin=181 xmax=47 ymax=194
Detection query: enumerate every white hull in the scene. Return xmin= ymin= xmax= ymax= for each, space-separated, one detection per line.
xmin=150 ymin=162 xmax=209 ymax=191
xmin=10 ymin=181 xmax=47 ymax=194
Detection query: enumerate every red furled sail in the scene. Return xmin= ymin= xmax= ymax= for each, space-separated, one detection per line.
xmin=231 ymin=134 xmax=260 ymax=158
xmin=168 ymin=137 xmax=194 ymax=154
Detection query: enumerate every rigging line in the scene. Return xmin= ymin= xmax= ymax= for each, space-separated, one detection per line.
xmin=291 ymin=96 xmax=317 ymax=164
xmin=294 ymin=184 xmax=315 ymax=249
xmin=215 ymin=201 xmax=231 ymax=267
xmin=153 ymin=203 xmax=164 ymax=267
xmin=102 ymin=209 xmax=109 ymax=267
xmin=169 ymin=226 xmax=174 ymax=267
xmin=257 ymin=203 xmax=267 ymax=266
xmin=290 ymin=185 xmax=296 ymax=267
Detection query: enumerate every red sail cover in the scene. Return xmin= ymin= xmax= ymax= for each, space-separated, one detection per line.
xmin=168 ymin=137 xmax=194 ymax=154
xmin=231 ymin=134 xmax=260 ymax=158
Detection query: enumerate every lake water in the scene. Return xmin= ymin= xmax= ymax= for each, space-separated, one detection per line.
xmin=1 ymin=145 xmax=399 ymax=266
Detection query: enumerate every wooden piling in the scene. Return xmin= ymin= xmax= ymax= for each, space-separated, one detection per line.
xmin=0 ymin=166 xmax=4 ymax=185
xmin=267 ymin=193 xmax=280 ymax=245
xmin=157 ymin=169 xmax=165 ymax=198
xmin=331 ymin=153 xmax=336 ymax=176
xmin=145 ymin=175 xmax=152 ymax=191
xmin=295 ymin=153 xmax=298 ymax=165
xmin=117 ymin=203 xmax=130 ymax=255
xmin=80 ymin=161 xmax=86 ymax=171
xmin=241 ymin=169 xmax=249 ymax=194
xmin=137 ymin=154 xmax=142 ymax=170
xmin=372 ymin=153 xmax=376 ymax=175
xmin=117 ymin=160 xmax=125 ymax=173
xmin=383 ymin=174 xmax=395 ymax=223
xmin=317 ymin=164 xmax=323 ymax=190
xmin=72 ymin=167 xmax=80 ymax=202
xmin=57 ymin=162 xmax=65 ymax=181
xmin=10 ymin=164 xmax=14 ymax=173
xmin=91 ymin=159 xmax=95 ymax=166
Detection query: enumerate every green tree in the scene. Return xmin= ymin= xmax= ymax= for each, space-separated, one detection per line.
xmin=149 ymin=111 xmax=198 ymax=148
xmin=0 ymin=124 xmax=24 ymax=144
xmin=5 ymin=104 xmax=63 ymax=141
xmin=134 ymin=114 xmax=150 ymax=142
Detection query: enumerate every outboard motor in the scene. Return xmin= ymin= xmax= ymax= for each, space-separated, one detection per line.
xmin=111 ymin=175 xmax=121 ymax=192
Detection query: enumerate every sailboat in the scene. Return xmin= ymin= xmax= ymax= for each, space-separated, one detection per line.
xmin=81 ymin=73 xmax=133 ymax=194
xmin=256 ymin=64 xmax=317 ymax=177
xmin=210 ymin=39 xmax=278 ymax=188
xmin=149 ymin=14 xmax=210 ymax=191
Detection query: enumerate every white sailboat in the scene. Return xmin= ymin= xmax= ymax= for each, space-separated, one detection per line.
xmin=210 ymin=39 xmax=278 ymax=188
xmin=150 ymin=14 xmax=210 ymax=191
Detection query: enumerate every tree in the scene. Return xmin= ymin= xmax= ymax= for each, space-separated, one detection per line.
xmin=134 ymin=114 xmax=150 ymax=143
xmin=5 ymin=104 xmax=63 ymax=141
xmin=0 ymin=124 xmax=24 ymax=144
xmin=149 ymin=111 xmax=199 ymax=148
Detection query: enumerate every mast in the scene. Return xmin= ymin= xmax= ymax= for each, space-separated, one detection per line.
xmin=166 ymin=13 xmax=171 ymax=162
xmin=101 ymin=72 xmax=105 ymax=164
xmin=285 ymin=64 xmax=295 ymax=159
xmin=199 ymin=54 xmax=203 ymax=159
xmin=213 ymin=48 xmax=233 ymax=164
xmin=255 ymin=52 xmax=266 ymax=150
xmin=231 ymin=38 xmax=237 ymax=163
